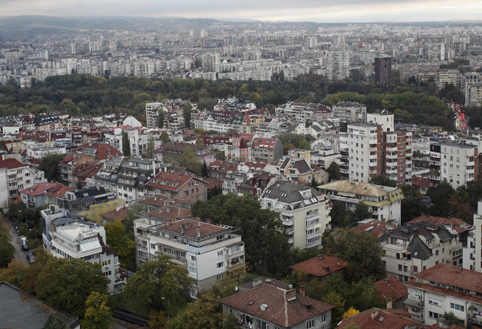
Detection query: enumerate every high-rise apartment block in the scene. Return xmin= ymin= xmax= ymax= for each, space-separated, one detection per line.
xmin=374 ymin=57 xmax=391 ymax=85
xmin=146 ymin=102 xmax=167 ymax=129
xmin=429 ymin=142 xmax=478 ymax=189
xmin=340 ymin=113 xmax=413 ymax=186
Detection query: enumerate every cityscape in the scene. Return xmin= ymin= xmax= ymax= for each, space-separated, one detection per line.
xmin=1 ymin=9 xmax=482 ymax=329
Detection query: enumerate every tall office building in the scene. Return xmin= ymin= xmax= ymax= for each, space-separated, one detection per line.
xmin=374 ymin=58 xmax=391 ymax=85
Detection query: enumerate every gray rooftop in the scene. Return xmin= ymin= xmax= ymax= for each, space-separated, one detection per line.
xmin=0 ymin=282 xmax=79 ymax=329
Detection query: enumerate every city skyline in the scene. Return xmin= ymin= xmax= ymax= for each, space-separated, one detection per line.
xmin=1 ymin=0 xmax=482 ymax=23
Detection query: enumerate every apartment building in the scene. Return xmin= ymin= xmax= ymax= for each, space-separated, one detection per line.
xmin=41 ymin=206 xmax=125 ymax=293
xmin=0 ymin=157 xmax=46 ymax=207
xmin=259 ymin=181 xmax=331 ymax=249
xmin=250 ymin=138 xmax=283 ymax=162
xmin=374 ymin=57 xmax=391 ymax=85
xmin=429 ymin=141 xmax=478 ymax=189
xmin=319 ymin=181 xmax=404 ymax=225
xmin=339 ymin=122 xmax=382 ymax=182
xmin=463 ymin=72 xmax=482 ymax=107
xmin=436 ymin=69 xmax=459 ymax=91
xmin=276 ymin=149 xmax=328 ymax=184
xmin=145 ymin=102 xmax=165 ymax=129
xmin=340 ymin=113 xmax=413 ymax=186
xmin=135 ymin=217 xmax=244 ymax=297
xmin=405 ymin=264 xmax=482 ymax=327
xmin=382 ymin=221 xmax=458 ymax=283
xmin=463 ymin=201 xmax=482 ymax=271
xmin=116 ymin=158 xmax=161 ymax=203
xmin=332 ymin=102 xmax=366 ymax=122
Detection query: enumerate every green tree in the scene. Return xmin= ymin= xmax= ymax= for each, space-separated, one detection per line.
xmin=145 ymin=135 xmax=155 ymax=159
xmin=183 ymin=102 xmax=192 ymax=128
xmin=159 ymin=110 xmax=165 ymax=128
xmin=123 ymin=255 xmax=193 ymax=317
xmin=122 ymin=132 xmax=131 ymax=157
xmin=168 ymin=291 xmax=224 ymax=329
xmin=41 ymin=315 xmax=69 ymax=329
xmin=322 ymin=291 xmax=345 ymax=327
xmin=329 ymin=201 xmax=350 ymax=228
xmin=0 ymin=223 xmax=15 ymax=268
xmin=222 ymin=314 xmax=240 ymax=329
xmin=369 ymin=175 xmax=397 ymax=187
xmin=350 ymin=202 xmax=372 ymax=224
xmin=179 ymin=147 xmax=202 ymax=174
xmin=191 ymin=194 xmax=291 ymax=276
xmin=161 ymin=131 xmax=170 ymax=145
xmin=81 ymin=291 xmax=113 ymax=329
xmin=123 ymin=204 xmax=147 ymax=240
xmin=324 ymin=228 xmax=385 ymax=282
xmin=327 ymin=162 xmax=341 ymax=181
xmin=38 ymin=153 xmax=66 ymax=182
xmin=36 ymin=258 xmax=109 ymax=318
xmin=202 ymin=162 xmax=208 ymax=178
xmin=104 ymin=220 xmax=136 ymax=269
xmin=427 ymin=181 xmax=456 ymax=217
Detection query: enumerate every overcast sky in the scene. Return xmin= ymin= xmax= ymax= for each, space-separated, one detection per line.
xmin=2 ymin=0 xmax=482 ymax=22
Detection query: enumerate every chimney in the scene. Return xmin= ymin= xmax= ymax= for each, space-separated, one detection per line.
xmin=299 ymin=285 xmax=306 ymax=297
xmin=371 ymin=309 xmax=379 ymax=319
xmin=166 ymin=219 xmax=172 ymax=226
xmin=286 ymin=289 xmax=297 ymax=301
xmin=196 ymin=227 xmax=201 ymax=237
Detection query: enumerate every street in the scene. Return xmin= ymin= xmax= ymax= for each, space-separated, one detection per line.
xmin=7 ymin=221 xmax=28 ymax=266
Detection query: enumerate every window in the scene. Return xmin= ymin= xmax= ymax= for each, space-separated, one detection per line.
xmin=306 ymin=319 xmax=315 ymax=329
xmin=189 ymin=266 xmax=196 ymax=273
xmin=217 ymin=274 xmax=224 ymax=280
xmin=429 ymin=298 xmax=442 ymax=306
xmin=398 ymin=264 xmax=403 ymax=271
xmin=451 ymin=303 xmax=465 ymax=312
xmin=429 ymin=311 xmax=441 ymax=319
xmin=190 ymin=255 xmax=196 ymax=261
xmin=320 ymin=314 xmax=326 ymax=322
xmin=217 ymin=250 xmax=224 ymax=257
xmin=217 ymin=262 xmax=224 ymax=268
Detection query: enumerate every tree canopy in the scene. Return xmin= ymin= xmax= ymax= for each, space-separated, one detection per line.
xmin=0 ymin=223 xmax=14 ymax=269
xmin=323 ymin=228 xmax=386 ymax=282
xmin=36 ymin=257 xmax=109 ymax=318
xmin=123 ymin=255 xmax=193 ymax=317
xmin=369 ymin=175 xmax=397 ymax=187
xmin=191 ymin=194 xmax=291 ymax=276
xmin=38 ymin=153 xmax=66 ymax=182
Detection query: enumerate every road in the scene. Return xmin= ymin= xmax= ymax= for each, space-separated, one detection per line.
xmin=7 ymin=221 xmax=28 ymax=266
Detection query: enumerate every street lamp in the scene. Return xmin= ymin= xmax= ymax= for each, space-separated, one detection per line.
xmin=161 ymin=297 xmax=170 ymax=324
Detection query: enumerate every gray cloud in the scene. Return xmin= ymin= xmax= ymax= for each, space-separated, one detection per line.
xmin=2 ymin=0 xmax=481 ymax=22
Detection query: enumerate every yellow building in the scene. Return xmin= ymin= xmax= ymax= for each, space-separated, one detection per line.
xmin=79 ymin=199 xmax=126 ymax=224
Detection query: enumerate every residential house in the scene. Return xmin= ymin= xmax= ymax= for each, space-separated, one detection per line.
xmin=382 ymin=221 xmax=458 ymax=283
xmin=338 ymin=308 xmax=429 ymax=329
xmin=289 ymin=254 xmax=348 ymax=282
xmin=276 ymin=149 xmax=328 ymax=184
xmin=222 ymin=280 xmax=334 ymax=329
xmin=116 ymin=158 xmax=162 ymax=203
xmin=146 ymin=171 xmax=208 ymax=201
xmin=20 ymin=182 xmax=64 ymax=209
xmin=405 ymin=264 xmax=482 ymax=327
xmin=0 ymin=157 xmax=46 ymax=206
xmin=374 ymin=276 xmax=408 ymax=309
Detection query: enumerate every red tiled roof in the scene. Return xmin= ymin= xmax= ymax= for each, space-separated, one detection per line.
xmin=407 ymin=215 xmax=471 ymax=234
xmin=148 ymin=207 xmax=192 ymax=221
xmin=338 ymin=308 xmax=425 ymax=329
xmin=222 ymin=282 xmax=334 ymax=327
xmin=20 ymin=182 xmax=62 ymax=196
xmin=408 ymin=263 xmax=482 ymax=295
xmin=75 ymin=142 xmax=123 ymax=160
xmin=45 ymin=185 xmax=75 ymax=198
xmin=146 ymin=172 xmax=206 ymax=192
xmin=139 ymin=194 xmax=196 ymax=208
xmin=352 ymin=220 xmax=396 ymax=239
xmin=251 ymin=138 xmax=277 ymax=150
xmin=0 ymin=158 xmax=24 ymax=170
xmin=412 ymin=176 xmax=430 ymax=188
xmin=100 ymin=205 xmax=129 ymax=222
xmin=289 ymin=255 xmax=347 ymax=278
xmin=162 ymin=218 xmax=224 ymax=238
xmin=374 ymin=276 xmax=408 ymax=302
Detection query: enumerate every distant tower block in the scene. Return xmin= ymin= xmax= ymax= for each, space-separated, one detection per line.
xmin=374 ymin=57 xmax=392 ymax=85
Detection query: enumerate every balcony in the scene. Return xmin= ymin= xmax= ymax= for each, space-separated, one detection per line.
xmin=466 ymin=161 xmax=475 ymax=166
xmin=430 ymin=161 xmax=440 ymax=166
xmin=430 ymin=152 xmax=441 ymax=158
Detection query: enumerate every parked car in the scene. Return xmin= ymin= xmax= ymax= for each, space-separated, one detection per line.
xmin=26 ymin=253 xmax=34 ymax=264
xmin=21 ymin=237 xmax=29 ymax=251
